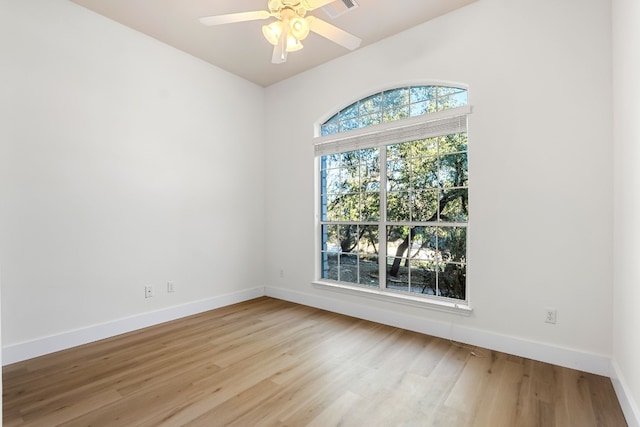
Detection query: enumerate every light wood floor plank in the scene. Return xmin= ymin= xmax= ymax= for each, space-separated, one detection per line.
xmin=2 ymin=297 xmax=627 ymax=426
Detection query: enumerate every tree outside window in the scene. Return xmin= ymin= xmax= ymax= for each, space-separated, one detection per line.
xmin=318 ymin=85 xmax=469 ymax=303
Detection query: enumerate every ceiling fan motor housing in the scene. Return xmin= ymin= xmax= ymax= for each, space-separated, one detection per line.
xmin=199 ymin=0 xmax=362 ymax=64
xmin=269 ymin=0 xmax=308 ymax=18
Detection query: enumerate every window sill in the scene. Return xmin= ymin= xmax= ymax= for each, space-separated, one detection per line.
xmin=312 ymin=280 xmax=473 ymax=316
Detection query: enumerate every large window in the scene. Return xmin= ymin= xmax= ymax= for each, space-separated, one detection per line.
xmin=315 ymin=85 xmax=470 ymax=306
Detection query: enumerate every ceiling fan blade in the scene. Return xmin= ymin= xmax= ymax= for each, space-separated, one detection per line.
xmin=271 ymin=25 xmax=289 ymax=64
xmin=307 ymin=16 xmax=362 ymax=50
xmin=272 ymin=44 xmax=288 ymax=64
xmin=300 ymin=0 xmax=336 ymax=11
xmin=199 ymin=10 xmax=271 ymax=26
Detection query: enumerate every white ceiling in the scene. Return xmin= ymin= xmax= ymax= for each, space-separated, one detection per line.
xmin=70 ymin=0 xmax=477 ymax=87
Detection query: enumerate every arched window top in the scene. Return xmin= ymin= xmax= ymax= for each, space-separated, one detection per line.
xmin=320 ymin=85 xmax=467 ymax=136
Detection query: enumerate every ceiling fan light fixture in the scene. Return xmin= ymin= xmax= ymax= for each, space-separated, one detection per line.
xmin=262 ymin=21 xmax=283 ymax=45
xmin=289 ymin=16 xmax=310 ymax=40
xmin=286 ymin=35 xmax=303 ymax=52
xmin=201 ymin=0 xmax=363 ymax=65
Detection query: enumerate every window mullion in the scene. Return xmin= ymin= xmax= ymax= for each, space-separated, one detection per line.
xmin=317 ymin=85 xmax=469 ymax=304
xmin=379 ymin=147 xmax=387 ymax=291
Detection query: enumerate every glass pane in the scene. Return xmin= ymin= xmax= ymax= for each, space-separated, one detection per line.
xmin=361 ymin=165 xmax=380 ymax=192
xmin=383 ymin=88 xmax=410 ymax=109
xmin=411 ymin=138 xmax=438 ymax=158
xmin=412 ymin=190 xmax=438 ymax=222
xmin=387 ymin=143 xmax=411 ymax=161
xmin=341 ymin=193 xmax=360 ymax=221
xmin=410 ymin=86 xmax=436 ymax=103
xmin=440 ymin=153 xmax=468 ymax=188
xmin=409 ymin=260 xmax=437 ymax=295
xmin=410 ymin=100 xmax=437 ymax=117
xmin=321 ymin=224 xmax=340 ymax=252
xmin=321 ymin=114 xmax=339 ymax=136
xmin=387 ymin=159 xmax=409 ymax=191
xmin=360 ymin=148 xmax=379 ymax=167
xmin=358 ymin=225 xmax=379 ymax=254
xmin=360 ymin=192 xmax=380 ymax=221
xmin=321 ymin=87 xmax=466 ymax=135
xmin=339 ymin=104 xmax=358 ymax=120
xmin=437 ymin=96 xmax=451 ymax=111
xmin=386 ymin=144 xmax=400 ymax=160
xmin=411 ymin=228 xmax=438 ymax=272
xmin=325 ymin=194 xmax=342 ymax=221
xmin=359 ymin=113 xmax=382 ymax=128
xmin=323 ymin=153 xmax=341 ymax=169
xmin=410 ymin=156 xmax=439 ymax=189
xmin=358 ymin=225 xmax=379 ymax=287
xmin=439 ymin=133 xmax=468 ymax=154
xmin=387 ymin=225 xmax=409 ymax=254
xmin=321 ymin=252 xmax=339 ymax=281
xmin=438 ymin=263 xmax=466 ymax=300
xmin=386 ymin=256 xmax=409 ymax=292
xmin=365 ymin=179 xmax=380 ymax=193
xmin=341 ymin=150 xmax=359 ymax=166
xmin=324 ymin=113 xmax=339 ymax=124
xmin=338 ymin=225 xmax=359 ymax=254
xmin=339 ymin=254 xmax=358 ymax=284
xmin=358 ymin=255 xmax=379 ymax=287
xmin=319 ymin=89 xmax=468 ymax=300
xmin=437 ymin=227 xmax=467 ymax=263
xmin=437 ymin=92 xmax=467 ymax=110
xmin=437 ymin=86 xmax=462 ymax=97
xmin=383 ymin=106 xmax=410 ymax=122
xmin=321 ymin=122 xmax=339 ymax=136
xmin=440 ymin=189 xmax=468 ymax=222
xmin=448 ymin=91 xmax=468 ymax=107
xmin=404 ymin=228 xmax=430 ymax=264
xmin=324 ymin=168 xmax=341 ymax=194
xmin=340 ymin=118 xmax=358 ymax=132
xmin=342 ymin=164 xmax=360 ymax=189
xmin=359 ymin=94 xmax=382 ymax=115
xmin=387 ymin=191 xmax=410 ymax=221
xmin=453 ymin=91 xmax=468 ymax=106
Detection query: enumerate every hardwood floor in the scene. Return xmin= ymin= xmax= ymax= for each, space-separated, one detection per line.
xmin=3 ymin=297 xmax=627 ymax=426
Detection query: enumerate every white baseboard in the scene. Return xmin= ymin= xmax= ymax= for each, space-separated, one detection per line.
xmin=3 ymin=284 xmax=636 ymax=424
xmin=265 ymin=286 xmax=612 ymax=377
xmin=5 ymin=284 xmax=635 ymax=424
xmin=611 ymin=360 xmax=640 ymax=427
xmin=2 ymin=287 xmax=265 ymax=365
xmin=0 ymin=284 xmax=618 ymax=379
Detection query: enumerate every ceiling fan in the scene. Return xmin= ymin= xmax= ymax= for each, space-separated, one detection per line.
xmin=199 ymin=0 xmax=362 ymax=64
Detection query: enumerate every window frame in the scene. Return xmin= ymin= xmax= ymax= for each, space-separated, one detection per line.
xmin=313 ymin=88 xmax=472 ymax=315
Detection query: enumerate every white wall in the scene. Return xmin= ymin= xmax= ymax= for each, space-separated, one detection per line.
xmin=613 ymin=0 xmax=640 ymax=423
xmin=0 ymin=0 xmax=634 ymax=420
xmin=0 ymin=1 xmax=265 ymax=351
xmin=265 ymin=0 xmax=613 ymax=360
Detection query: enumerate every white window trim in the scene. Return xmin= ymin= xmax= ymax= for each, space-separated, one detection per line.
xmin=315 ymin=105 xmax=471 ymax=156
xmin=313 ymin=104 xmax=472 ymax=315
xmin=312 ymin=280 xmax=473 ymax=316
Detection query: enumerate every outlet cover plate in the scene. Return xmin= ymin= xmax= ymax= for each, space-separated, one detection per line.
xmin=544 ymin=308 xmax=557 ymax=324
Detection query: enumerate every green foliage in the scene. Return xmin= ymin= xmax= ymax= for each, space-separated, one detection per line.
xmin=385 ymin=133 xmax=468 ymax=224
xmin=321 ymin=148 xmax=380 ymax=222
xmin=319 ymin=85 xmax=469 ymax=300
xmin=320 ymin=85 xmax=467 ymax=136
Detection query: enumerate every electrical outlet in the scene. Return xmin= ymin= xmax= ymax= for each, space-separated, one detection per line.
xmin=544 ymin=308 xmax=557 ymax=324
xmin=145 ymin=285 xmax=153 ymax=298
xmin=167 ymin=282 xmax=175 ymax=293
